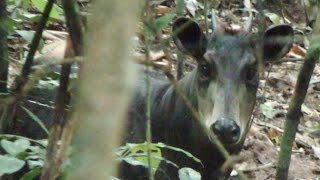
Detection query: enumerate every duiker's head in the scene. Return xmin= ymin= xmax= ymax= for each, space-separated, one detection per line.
xmin=172 ymin=17 xmax=293 ymax=147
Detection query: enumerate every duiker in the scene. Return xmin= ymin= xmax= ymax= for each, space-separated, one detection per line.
xmin=120 ymin=15 xmax=293 ymax=180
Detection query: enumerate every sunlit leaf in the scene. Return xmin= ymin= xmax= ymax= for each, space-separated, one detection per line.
xmin=1 ymin=139 xmax=30 ymax=156
xmin=0 ymin=18 xmax=16 ymax=33
xmin=155 ymin=142 xmax=202 ymax=166
xmin=259 ymin=103 xmax=279 ymax=119
xmin=178 ymin=167 xmax=201 ymax=180
xmin=20 ymin=166 xmax=42 ymax=180
xmin=15 ymin=30 xmax=35 ymax=44
xmin=27 ymin=159 xmax=44 ymax=169
xmin=128 ymin=143 xmax=162 ymax=170
xmin=155 ymin=13 xmax=177 ymax=33
xmin=264 ymin=12 xmax=283 ymax=25
xmin=0 ymin=155 xmax=25 ymax=176
xmin=31 ymin=0 xmax=64 ymax=21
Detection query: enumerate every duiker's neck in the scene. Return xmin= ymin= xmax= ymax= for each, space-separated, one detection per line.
xmin=160 ymin=69 xmax=199 ymax=116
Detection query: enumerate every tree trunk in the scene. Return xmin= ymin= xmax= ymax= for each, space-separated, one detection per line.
xmin=68 ymin=1 xmax=140 ymax=179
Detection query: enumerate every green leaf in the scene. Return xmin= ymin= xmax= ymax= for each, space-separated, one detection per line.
xmin=176 ymin=0 xmax=186 ymax=15
xmin=0 ymin=18 xmax=16 ymax=33
xmin=259 ymin=103 xmax=279 ymax=119
xmin=20 ymin=105 xmax=49 ymax=135
xmin=30 ymin=0 xmax=46 ymax=12
xmin=1 ymin=139 xmax=30 ymax=156
xmin=15 ymin=30 xmax=35 ymax=44
xmin=155 ymin=143 xmax=202 ymax=166
xmin=264 ymin=12 xmax=283 ymax=25
xmin=155 ymin=13 xmax=177 ymax=33
xmin=18 ymin=10 xmax=40 ymax=22
xmin=6 ymin=0 xmax=16 ymax=6
xmin=0 ymin=155 xmax=25 ymax=176
xmin=28 ymin=145 xmax=46 ymax=157
xmin=22 ymin=0 xmax=32 ymax=10
xmin=20 ymin=166 xmax=42 ymax=180
xmin=119 ymin=152 xmax=178 ymax=168
xmin=27 ymin=159 xmax=44 ymax=169
xmin=0 ymin=134 xmax=47 ymax=147
xmin=31 ymin=0 xmax=64 ymax=22
xmin=301 ymin=104 xmax=314 ymax=115
xmin=116 ymin=142 xmax=202 ymax=170
xmin=128 ymin=143 xmax=162 ymax=170
xmin=178 ymin=167 xmax=201 ymax=180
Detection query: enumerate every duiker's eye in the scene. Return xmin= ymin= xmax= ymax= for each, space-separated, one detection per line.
xmin=246 ymin=68 xmax=257 ymax=81
xmin=199 ymin=64 xmax=211 ymax=77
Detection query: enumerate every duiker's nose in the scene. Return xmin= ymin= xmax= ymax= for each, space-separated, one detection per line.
xmin=210 ymin=118 xmax=240 ymax=144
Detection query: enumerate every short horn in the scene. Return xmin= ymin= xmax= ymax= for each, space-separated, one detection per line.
xmin=243 ymin=10 xmax=253 ymax=32
xmin=211 ymin=9 xmax=221 ymax=32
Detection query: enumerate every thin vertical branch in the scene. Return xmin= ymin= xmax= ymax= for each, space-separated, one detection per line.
xmin=144 ymin=2 xmax=155 ymax=179
xmin=0 ymin=0 xmax=8 ymax=134
xmin=176 ymin=0 xmax=185 ymax=80
xmin=63 ymin=0 xmax=84 ymax=56
xmin=0 ymin=0 xmax=8 ymax=93
xmin=41 ymin=0 xmax=84 ymax=179
xmin=204 ymin=1 xmax=209 ymax=36
xmin=3 ymin=0 xmax=54 ymax=144
xmin=15 ymin=0 xmax=55 ymax=90
xmin=276 ymin=8 xmax=320 ymax=179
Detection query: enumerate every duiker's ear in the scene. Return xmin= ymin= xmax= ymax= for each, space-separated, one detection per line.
xmin=172 ymin=17 xmax=207 ymax=59
xmin=262 ymin=25 xmax=294 ymax=61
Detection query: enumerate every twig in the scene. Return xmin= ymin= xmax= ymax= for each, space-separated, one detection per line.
xmin=0 ymin=0 xmax=8 ymax=93
xmin=41 ymin=0 xmax=84 ymax=179
xmin=17 ymin=0 xmax=55 ymax=89
xmin=272 ymin=58 xmax=304 ymax=64
xmin=144 ymin=2 xmax=155 ymax=180
xmin=241 ymin=162 xmax=275 ymax=172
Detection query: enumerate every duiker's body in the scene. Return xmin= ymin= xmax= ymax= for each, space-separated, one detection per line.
xmin=120 ymin=16 xmax=293 ymax=179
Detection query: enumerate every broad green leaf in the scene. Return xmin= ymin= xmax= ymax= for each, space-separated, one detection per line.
xmin=37 ymin=78 xmax=60 ymax=90
xmin=18 ymin=10 xmax=39 ymax=22
xmin=30 ymin=0 xmax=46 ymax=12
xmin=264 ymin=12 xmax=283 ymax=25
xmin=0 ymin=18 xmax=16 ymax=33
xmin=129 ymin=143 xmax=162 ymax=170
xmin=259 ymin=103 xmax=279 ymax=119
xmin=120 ymin=151 xmax=178 ymax=167
xmin=1 ymin=139 xmax=30 ymax=156
xmin=22 ymin=0 xmax=32 ymax=10
xmin=0 ymin=155 xmax=25 ymax=176
xmin=0 ymin=134 xmax=47 ymax=148
xmin=31 ymin=0 xmax=64 ymax=21
xmin=155 ymin=13 xmax=177 ymax=33
xmin=27 ymin=159 xmax=44 ymax=169
xmin=176 ymin=0 xmax=186 ymax=15
xmin=117 ymin=142 xmax=202 ymax=170
xmin=20 ymin=166 xmax=42 ymax=180
xmin=178 ymin=167 xmax=201 ymax=180
xmin=20 ymin=105 xmax=49 ymax=135
xmin=15 ymin=30 xmax=35 ymax=44
xmin=6 ymin=0 xmax=16 ymax=6
xmin=301 ymin=104 xmax=314 ymax=115
xmin=28 ymin=145 xmax=46 ymax=156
